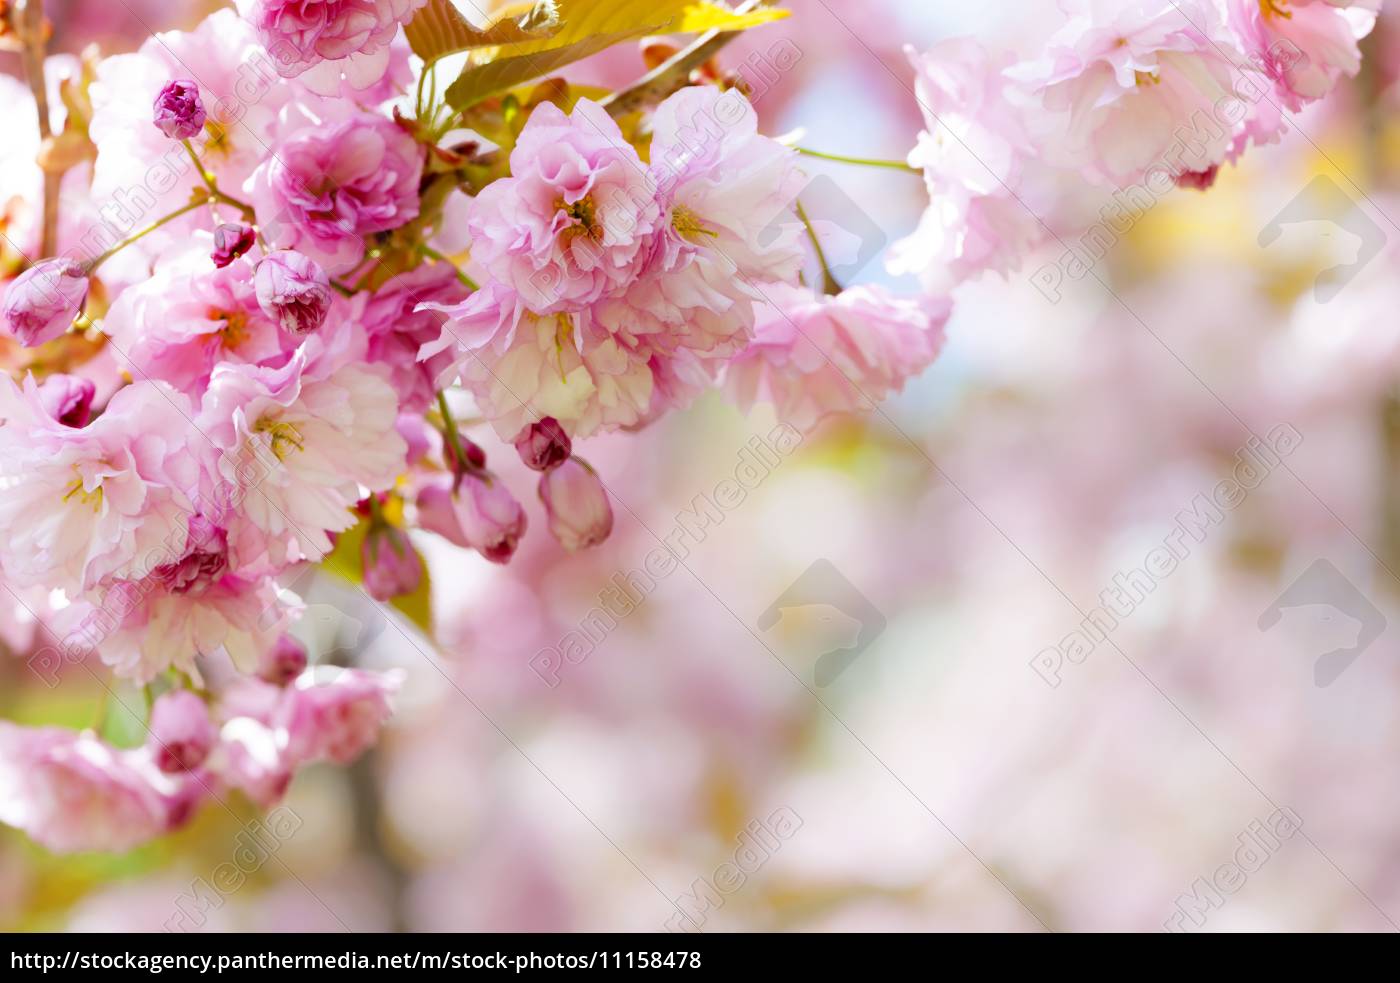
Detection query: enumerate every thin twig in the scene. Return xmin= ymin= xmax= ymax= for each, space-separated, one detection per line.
xmin=15 ymin=0 xmax=58 ymax=257
xmin=600 ymin=0 xmax=777 ymax=118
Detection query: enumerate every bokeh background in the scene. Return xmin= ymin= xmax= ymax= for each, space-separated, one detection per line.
xmin=3 ymin=0 xmax=1400 ymax=932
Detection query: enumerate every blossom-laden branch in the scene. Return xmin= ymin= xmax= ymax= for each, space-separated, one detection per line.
xmin=0 ymin=0 xmax=1381 ymax=856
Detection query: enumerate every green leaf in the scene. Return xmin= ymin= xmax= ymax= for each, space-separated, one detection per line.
xmin=321 ymin=518 xmax=434 ymax=638
xmin=445 ymin=0 xmax=790 ymax=111
xmin=406 ymin=0 xmax=562 ymax=65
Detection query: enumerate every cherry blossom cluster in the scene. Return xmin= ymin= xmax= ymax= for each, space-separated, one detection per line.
xmin=890 ymin=0 xmax=1381 ymax=291
xmin=0 ymin=0 xmax=1379 ymax=854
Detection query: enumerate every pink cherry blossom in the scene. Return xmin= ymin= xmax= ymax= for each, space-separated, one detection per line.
xmin=1226 ymin=0 xmax=1378 ymax=111
xmin=888 ymin=38 xmax=1050 ymax=288
xmin=418 ymin=286 xmax=655 ymax=440
xmin=0 ymin=723 xmax=190 ymax=854
xmin=211 ymin=715 xmax=293 ymax=809
xmin=88 ymin=10 xmax=304 ymax=265
xmin=197 ymin=349 xmax=406 ymax=568
xmin=0 ymin=377 xmax=206 ymax=592
xmin=359 ymin=263 xmax=470 ymax=413
xmin=1008 ymin=0 xmax=1238 ymax=187
xmin=237 ymin=0 xmax=427 ymax=81
xmin=648 ymin=86 xmax=808 ymax=290
xmin=103 ymin=250 xmax=293 ymax=395
xmin=726 ymin=283 xmax=952 ymax=433
xmin=466 ymin=99 xmax=664 ymax=312
xmin=75 ymin=569 xmax=292 ymax=683
xmin=250 ymin=111 xmax=423 ymax=274
xmin=280 ymin=668 xmax=402 ymax=766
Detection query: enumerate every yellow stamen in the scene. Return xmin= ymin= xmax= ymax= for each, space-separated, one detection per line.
xmin=556 ymin=195 xmax=602 ymax=241
xmin=1259 ymin=0 xmax=1291 ymax=18
xmin=208 ymin=307 xmax=249 ymax=349
xmin=62 ymin=473 xmax=103 ymax=512
xmin=672 ymin=205 xmax=718 ymax=241
xmin=1134 ymin=70 xmax=1160 ymax=87
xmin=254 ymin=418 xmax=305 ymax=461
xmin=554 ymin=315 xmax=574 ymax=384
xmin=202 ymin=118 xmax=232 ymax=159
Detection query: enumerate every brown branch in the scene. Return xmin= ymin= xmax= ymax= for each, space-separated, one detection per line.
xmin=14 ymin=0 xmax=58 ymax=258
xmin=600 ymin=0 xmax=778 ymax=118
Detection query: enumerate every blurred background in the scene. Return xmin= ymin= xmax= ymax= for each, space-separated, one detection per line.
xmin=3 ymin=0 xmax=1400 ymax=932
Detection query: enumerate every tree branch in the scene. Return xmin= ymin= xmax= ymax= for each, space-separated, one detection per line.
xmin=600 ymin=0 xmax=778 ymax=118
xmin=14 ymin=0 xmax=58 ymax=258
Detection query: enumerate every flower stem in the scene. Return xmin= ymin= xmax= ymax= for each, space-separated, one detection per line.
xmin=91 ymin=688 xmax=110 ymax=736
xmin=436 ymin=389 xmax=470 ymax=486
xmin=795 ymin=146 xmax=920 ymax=174
xmin=795 ymin=200 xmax=841 ymax=296
xmin=181 ymin=139 xmax=220 ymax=198
xmin=421 ymin=244 xmax=478 ymax=290
xmin=85 ymin=197 xmax=211 ymax=272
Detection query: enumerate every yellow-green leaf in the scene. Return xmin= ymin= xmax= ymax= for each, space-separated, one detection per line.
xmin=670 ymin=2 xmax=788 ymax=33
xmin=406 ymin=0 xmax=562 ymax=65
xmin=445 ymin=0 xmax=790 ymax=111
xmin=447 ymin=28 xmax=653 ymax=111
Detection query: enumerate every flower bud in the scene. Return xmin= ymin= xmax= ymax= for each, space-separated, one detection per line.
xmin=513 ymin=416 xmax=571 ymax=472
xmin=211 ymin=223 xmax=256 ymax=268
xmin=1 ymin=259 xmax=89 ymax=347
xmin=539 ymin=458 xmax=613 ymax=552
xmin=147 ymin=690 xmax=216 ymax=773
xmin=444 ymin=433 xmax=487 ymax=471
xmin=254 ymin=250 xmax=331 ymax=334
xmin=417 ymin=473 xmax=527 ymax=564
xmin=36 ymin=373 xmax=96 ymax=427
xmin=258 ymin=634 xmax=308 ymax=686
xmin=361 ymin=524 xmax=424 ymax=601
xmin=152 ymin=79 xmax=207 ymax=140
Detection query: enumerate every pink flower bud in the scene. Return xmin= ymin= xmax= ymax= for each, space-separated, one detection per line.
xmin=147 ymin=690 xmax=216 ymax=773
xmin=258 ymin=634 xmax=308 ymax=686
xmin=254 ymin=250 xmax=331 ymax=334
xmin=152 ymin=79 xmax=207 ymax=140
xmin=36 ymin=373 xmax=96 ymax=427
xmin=539 ymin=458 xmax=613 ymax=552
xmin=361 ymin=524 xmax=423 ymax=601
xmin=417 ymin=473 xmax=527 ymax=564
xmin=445 ymin=433 xmax=487 ymax=471
xmin=211 ymin=223 xmax=256 ymax=268
xmin=1 ymin=259 xmax=89 ymax=347
xmin=513 ymin=416 xmax=571 ymax=472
